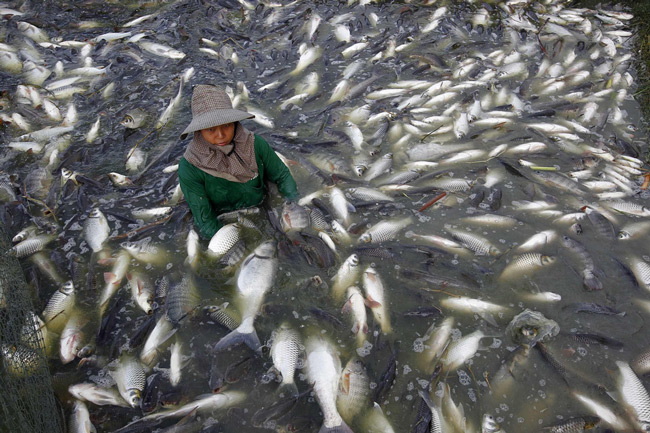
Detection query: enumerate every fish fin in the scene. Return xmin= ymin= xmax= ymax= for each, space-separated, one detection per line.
xmin=341 ymin=299 xmax=351 ymax=313
xmin=347 ymin=202 xmax=356 ymax=213
xmin=362 ymin=323 xmax=368 ymax=334
xmin=212 ymin=327 xmax=261 ymax=354
xmin=364 ymin=296 xmax=382 ymax=308
xmin=318 ymin=419 xmax=354 ymax=433
xmin=477 ymin=311 xmax=499 ymax=327
xmin=137 ymin=280 xmax=144 ymax=296
xmin=104 ymin=272 xmax=116 ymax=283
xmin=97 ymin=257 xmax=115 ymax=266
xmin=126 ymin=272 xmax=132 ymax=281
xmin=277 ymin=381 xmax=299 ymax=399
xmin=351 ymin=322 xmax=359 ymax=334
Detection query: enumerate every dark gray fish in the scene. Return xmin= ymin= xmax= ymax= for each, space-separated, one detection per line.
xmin=308 ymin=307 xmax=344 ymax=328
xmin=560 ymin=236 xmax=603 ymax=291
xmin=128 ymin=314 xmax=158 ymax=350
xmin=583 ymin=207 xmax=616 ymax=240
xmin=563 ymin=303 xmax=625 ymax=317
xmin=165 ymin=276 xmax=199 ymax=325
xmin=218 ymin=238 xmax=246 ymax=268
xmin=487 ymin=188 xmax=502 ymax=210
xmin=251 ymin=388 xmax=310 ymax=428
xmin=225 ymin=356 xmax=254 ymax=383
xmin=209 ymin=360 xmax=224 ymax=393
xmin=141 ymin=372 xmax=164 ymax=413
xmin=399 ymin=267 xmax=480 ymax=292
xmin=374 ymin=343 xmax=398 ymax=404
xmin=402 ymin=306 xmax=443 ymax=318
xmin=561 ymin=332 xmax=624 ymax=349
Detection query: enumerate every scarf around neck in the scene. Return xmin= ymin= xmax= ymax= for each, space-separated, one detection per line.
xmin=183 ymin=122 xmax=259 ymax=183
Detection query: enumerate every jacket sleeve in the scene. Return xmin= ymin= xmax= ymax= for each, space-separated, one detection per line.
xmin=178 ymin=158 xmax=222 ymax=239
xmin=256 ymin=136 xmax=299 ymax=201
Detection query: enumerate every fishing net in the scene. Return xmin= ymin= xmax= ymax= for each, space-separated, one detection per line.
xmin=0 ymin=224 xmax=63 ymax=433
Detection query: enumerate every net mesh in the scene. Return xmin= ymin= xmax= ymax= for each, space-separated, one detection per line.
xmin=0 ymin=224 xmax=63 ymax=433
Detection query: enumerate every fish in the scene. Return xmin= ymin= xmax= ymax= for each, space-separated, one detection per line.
xmin=331 ymin=253 xmax=360 ymax=300
xmin=42 ymin=279 xmax=74 ymax=330
xmin=305 ymin=336 xmax=353 ymax=433
xmin=126 ymin=271 xmax=154 ymax=315
xmin=165 ymin=275 xmax=200 ymax=325
xmin=362 ymin=266 xmax=392 ymax=334
xmin=59 ymin=310 xmax=87 ymax=364
xmin=269 ymin=323 xmax=301 ymax=397
xmin=83 ymin=208 xmax=110 ymax=253
xmin=337 ymin=357 xmax=370 ymax=422
xmin=138 ymin=40 xmax=186 ymax=59
xmin=99 ymin=250 xmax=130 ymax=311
xmin=69 ymin=400 xmax=96 ymax=433
xmin=539 ymin=416 xmax=601 ymax=432
xmin=498 ymin=253 xmax=556 ymax=282
xmin=362 ymin=402 xmax=395 ymax=433
xmin=213 ymin=241 xmax=278 ymax=353
xmin=157 ymin=78 xmax=183 ymax=129
xmin=342 ymin=286 xmax=368 ymax=347
xmin=68 ymin=383 xmax=128 ymax=407
xmin=121 ymin=108 xmax=147 ymax=129
xmin=10 ymin=233 xmax=57 ymax=258
xmin=445 ymin=228 xmax=500 ymax=256
xmin=358 ymin=216 xmax=413 ymax=243
xmin=417 ymin=389 xmax=445 ymax=433
xmin=615 ymin=361 xmax=650 ymax=430
xmin=442 ymin=329 xmax=485 ymax=372
xmin=482 ymin=414 xmax=505 ymax=433
xmin=111 ymin=355 xmax=146 ymax=408
xmin=141 ymin=314 xmax=176 ymax=367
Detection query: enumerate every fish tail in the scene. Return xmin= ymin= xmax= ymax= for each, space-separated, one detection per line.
xmin=277 ymin=381 xmax=299 ymax=398
xmin=318 ymin=420 xmax=354 ymax=433
xmin=212 ymin=325 xmax=261 ymax=354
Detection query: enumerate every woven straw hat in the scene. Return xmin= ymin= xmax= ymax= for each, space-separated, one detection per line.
xmin=180 ymin=84 xmax=254 ymax=139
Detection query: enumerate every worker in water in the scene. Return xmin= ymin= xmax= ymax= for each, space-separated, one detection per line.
xmin=178 ymin=84 xmax=298 ymax=238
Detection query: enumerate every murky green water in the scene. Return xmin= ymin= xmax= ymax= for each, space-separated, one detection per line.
xmin=2 ymin=0 xmax=650 ymax=432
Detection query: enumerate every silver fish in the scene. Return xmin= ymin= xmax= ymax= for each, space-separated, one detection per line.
xmin=498 ymin=253 xmax=556 ymax=282
xmin=443 ymin=329 xmax=485 ymax=372
xmin=359 ymin=216 xmax=412 ymax=244
xmin=141 ymin=314 xmax=176 ymax=366
xmin=305 ymin=336 xmax=353 ymax=433
xmin=43 ymin=280 xmax=75 ymax=333
xmin=126 ymin=271 xmax=154 ymax=315
xmin=337 ymin=357 xmax=370 ymax=422
xmin=270 ymin=323 xmax=301 ymax=397
xmin=446 ymin=228 xmax=500 ymax=256
xmin=213 ymin=241 xmax=278 ymax=353
xmin=615 ymin=361 xmax=650 ymax=430
xmin=342 ymin=286 xmax=367 ymax=347
xmin=362 ymin=266 xmax=392 ymax=334
xmin=83 ymin=208 xmax=110 ymax=253
xmin=10 ymin=233 xmax=57 ymax=258
xmin=111 ymin=355 xmax=146 ymax=408
xmin=69 ymin=400 xmax=96 ymax=433
xmin=68 ymin=383 xmax=128 ymax=407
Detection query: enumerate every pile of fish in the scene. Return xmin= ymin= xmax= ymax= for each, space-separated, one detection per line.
xmin=2 ymin=0 xmax=650 ymax=431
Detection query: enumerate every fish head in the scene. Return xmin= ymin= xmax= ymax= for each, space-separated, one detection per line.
xmin=348 ymin=254 xmax=359 ymax=267
xmin=77 ymin=344 xmax=95 ymax=358
xmin=60 ymin=280 xmax=75 ymax=295
xmin=126 ymin=389 xmax=141 ymax=408
xmin=618 ymin=230 xmax=630 ymax=240
xmin=482 ymin=414 xmax=500 ymax=432
xmin=254 ymin=240 xmax=277 ymax=258
xmin=358 ymin=233 xmax=371 ymax=243
xmin=541 ymin=255 xmax=556 ymax=266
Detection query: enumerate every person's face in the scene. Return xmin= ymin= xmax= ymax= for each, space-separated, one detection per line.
xmin=201 ymin=122 xmax=235 ymax=146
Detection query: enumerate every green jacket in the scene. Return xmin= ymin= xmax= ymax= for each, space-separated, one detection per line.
xmin=178 ymin=135 xmax=298 ymax=239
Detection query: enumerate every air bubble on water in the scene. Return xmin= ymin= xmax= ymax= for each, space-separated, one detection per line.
xmin=451 ymin=259 xmax=459 ymax=265
xmin=499 ymin=238 xmax=506 ymax=244
xmin=263 ymin=420 xmax=276 ymax=429
xmin=403 ymin=365 xmax=412 ymax=375
xmin=394 ymin=396 xmax=400 ymax=402
xmin=490 ymin=338 xmax=502 ymax=349
xmin=292 ymin=311 xmax=299 ymax=319
xmin=457 ymin=370 xmax=471 ymax=386
xmin=450 ymin=328 xmax=462 ymax=341
xmin=407 ymin=382 xmax=414 ymax=391
xmin=518 ymin=417 xmax=525 ymax=423
xmin=499 ymin=404 xmax=509 ymax=412
xmin=577 ymin=346 xmax=587 ymax=357
xmin=413 ymin=338 xmax=425 ymax=353
xmin=69 ymin=221 xmax=83 ymax=231
xmin=644 ymin=255 xmax=650 ymax=262
xmin=539 ymin=379 xmax=546 ymax=386
xmin=538 ymin=390 xmax=546 ymax=399
xmin=406 ymin=394 xmax=413 ymax=401
xmin=158 ymin=232 xmax=166 ymax=240
xmin=497 ymin=416 xmax=505 ymax=423
xmin=369 ymin=381 xmax=377 ymax=390
xmin=356 ymin=340 xmax=373 ymax=357
xmin=417 ymin=214 xmax=431 ymax=223
xmin=467 ymin=388 xmax=477 ymax=402
xmin=418 ymin=379 xmax=430 ymax=388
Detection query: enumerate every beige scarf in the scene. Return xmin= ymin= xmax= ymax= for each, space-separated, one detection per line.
xmin=183 ymin=123 xmax=258 ymax=183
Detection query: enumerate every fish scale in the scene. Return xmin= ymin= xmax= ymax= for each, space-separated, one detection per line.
xmin=270 ymin=324 xmax=301 ymax=395
xmin=207 ymin=223 xmax=241 ymax=257
xmin=617 ymin=361 xmax=650 ymax=428
xmin=447 ymin=228 xmax=500 ymax=256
